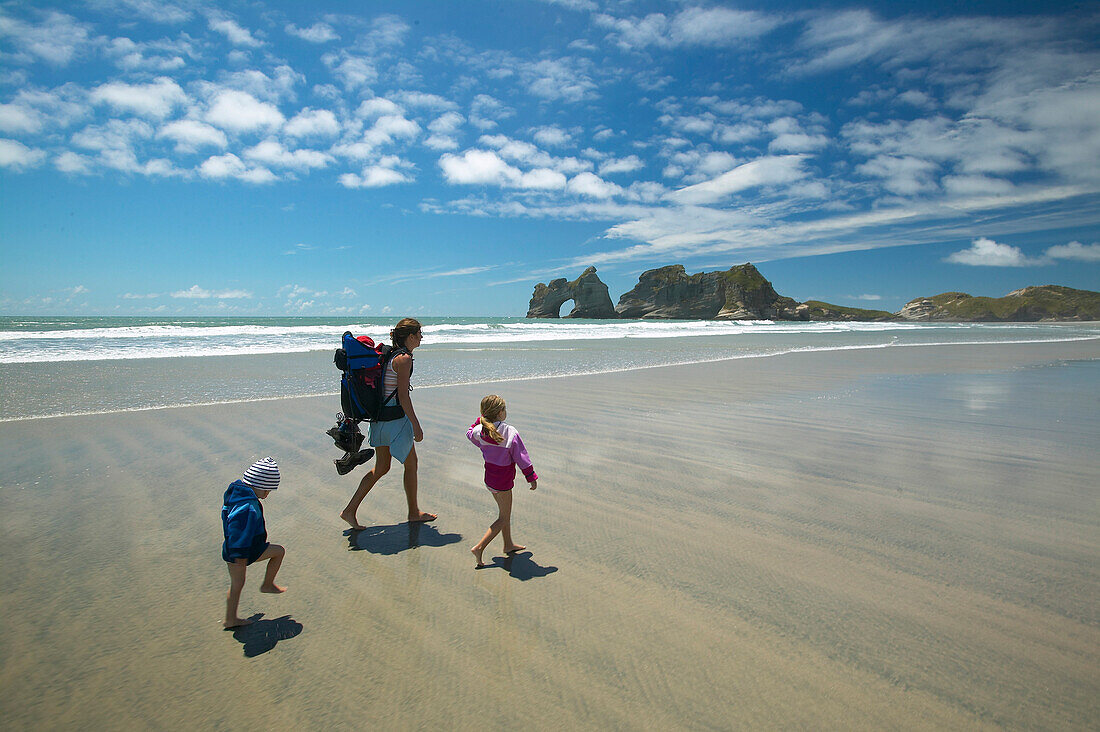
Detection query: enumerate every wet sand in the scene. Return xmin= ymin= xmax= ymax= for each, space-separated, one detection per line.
xmin=1 ymin=340 xmax=1098 ymax=729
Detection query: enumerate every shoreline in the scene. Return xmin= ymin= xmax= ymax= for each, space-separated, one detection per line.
xmin=3 ymin=336 xmax=1098 ymax=424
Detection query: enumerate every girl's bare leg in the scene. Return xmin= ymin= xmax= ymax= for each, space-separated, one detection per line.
xmin=402 ymin=447 xmax=436 ymax=522
xmin=224 ymin=560 xmax=250 ymax=628
xmin=341 ymin=447 xmax=391 ymax=529
xmin=258 ymin=544 xmax=286 ymax=593
xmin=471 ymin=489 xmax=513 ymax=567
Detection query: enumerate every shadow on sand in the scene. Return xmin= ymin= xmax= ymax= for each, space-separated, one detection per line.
xmin=477 ymin=551 xmax=558 ymax=581
xmin=345 ymin=521 xmax=463 ymax=555
xmin=230 ymin=613 xmax=303 ymax=657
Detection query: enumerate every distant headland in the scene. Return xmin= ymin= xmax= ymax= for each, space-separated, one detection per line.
xmin=526 ymin=264 xmax=1100 ymax=322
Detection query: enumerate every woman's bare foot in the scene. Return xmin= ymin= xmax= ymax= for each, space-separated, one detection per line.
xmin=408 ymin=511 xmax=437 ymax=523
xmin=503 ymin=544 xmax=526 ymax=553
xmin=471 ymin=546 xmax=486 ymax=568
xmin=259 ymin=583 xmax=286 ymax=593
xmin=223 ymin=617 xmax=252 ymax=629
xmin=340 ymin=511 xmax=366 ymax=530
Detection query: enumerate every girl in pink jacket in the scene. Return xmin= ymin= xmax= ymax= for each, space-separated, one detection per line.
xmin=467 ymin=394 xmax=538 ymax=568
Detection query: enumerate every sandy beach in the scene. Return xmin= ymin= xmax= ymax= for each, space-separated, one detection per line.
xmin=1 ymin=340 xmax=1098 ymax=730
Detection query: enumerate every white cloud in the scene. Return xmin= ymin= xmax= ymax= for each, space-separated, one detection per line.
xmin=598 ymin=155 xmax=644 ymax=176
xmin=0 ymin=139 xmax=46 ymax=170
xmin=243 ymin=140 xmax=332 ymax=170
xmin=341 ymin=165 xmax=412 ymax=188
xmin=54 ymin=151 xmax=92 ymax=174
xmin=856 ymin=155 xmax=938 ymax=196
xmin=90 ymin=78 xmax=187 ymax=118
xmin=157 ymin=119 xmax=228 ymax=152
xmin=284 ymin=108 xmax=340 ymax=138
xmin=104 ymin=36 xmax=188 ymax=72
xmin=209 ymin=17 xmax=263 ymax=47
xmin=945 ymin=237 xmax=1046 ymax=266
xmin=356 ymin=98 xmax=403 ymax=119
xmin=393 ymin=91 xmax=458 ymax=111
xmin=440 ymin=149 xmax=518 ymax=185
xmin=86 ymin=0 xmax=192 ymax=24
xmin=424 ymin=111 xmax=465 ymax=150
xmin=285 ymin=23 xmax=338 ymax=43
xmin=0 ymin=103 xmax=44 ymax=134
xmin=0 ymin=11 xmax=92 ymax=66
xmin=198 ymin=153 xmax=277 ymax=183
xmin=1045 ymin=241 xmax=1100 ymax=262
xmin=523 ymin=58 xmax=598 ymax=103
xmin=205 ymin=90 xmax=284 ymax=133
xmin=942 ymin=175 xmax=1014 ymax=197
xmin=323 ymin=53 xmax=377 ymax=90
xmin=667 ymin=155 xmax=808 ymax=204
xmin=567 ymin=172 xmax=622 ymax=198
xmin=596 ymin=7 xmax=780 ymax=50
xmin=171 ymin=285 xmax=253 ymax=299
xmin=469 ymin=94 xmax=514 ymax=130
xmin=532 ymin=126 xmax=572 ymax=147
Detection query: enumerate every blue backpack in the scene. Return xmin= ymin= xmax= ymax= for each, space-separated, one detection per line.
xmin=334 ymin=331 xmax=409 ymax=422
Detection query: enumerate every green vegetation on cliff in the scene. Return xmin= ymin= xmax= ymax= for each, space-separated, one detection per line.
xmin=802 ymin=301 xmax=894 ymax=319
xmin=911 ymin=286 xmax=1100 ymax=321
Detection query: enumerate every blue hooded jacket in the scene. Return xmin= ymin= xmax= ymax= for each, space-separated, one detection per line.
xmin=221 ymin=479 xmax=268 ymax=563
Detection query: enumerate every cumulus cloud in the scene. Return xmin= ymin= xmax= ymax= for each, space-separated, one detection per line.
xmin=198 ymin=153 xmax=277 ymax=183
xmin=424 ymin=112 xmax=465 ymax=150
xmin=0 ymin=10 xmax=92 ymax=66
xmin=340 ymin=160 xmax=413 ymax=188
xmin=598 ymin=155 xmax=644 ymax=176
xmin=243 ymin=140 xmax=332 ymax=170
xmin=205 ymin=90 xmax=284 ymax=133
xmin=285 ymin=22 xmax=338 ymax=43
xmin=209 ymin=17 xmax=263 ymax=47
xmin=1045 ymin=241 xmax=1100 ymax=262
xmin=356 ymin=98 xmax=403 ymax=119
xmin=323 ymin=52 xmax=377 ymax=90
xmin=0 ymin=103 xmax=45 ymax=134
xmin=284 ymin=108 xmax=340 ymax=138
xmin=393 ymin=91 xmax=458 ymax=111
xmin=157 ymin=120 xmax=228 ymax=152
xmin=438 ymin=149 xmax=565 ymax=190
xmin=90 ymin=78 xmax=187 ymax=118
xmin=0 ymin=138 xmax=46 ymax=170
xmin=567 ymin=172 xmax=622 ymax=198
xmin=667 ymin=155 xmax=808 ymax=204
xmin=596 ymin=7 xmax=781 ymax=51
xmin=945 ymin=237 xmax=1046 ymax=266
xmin=54 ymin=151 xmax=93 ymax=174
xmin=171 ymin=285 xmax=253 ymax=299
xmin=532 ymin=126 xmax=572 ymax=147
xmin=469 ymin=94 xmax=514 ymax=131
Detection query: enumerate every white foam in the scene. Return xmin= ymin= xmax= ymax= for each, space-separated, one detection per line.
xmin=3 ymin=335 xmax=1096 ymax=423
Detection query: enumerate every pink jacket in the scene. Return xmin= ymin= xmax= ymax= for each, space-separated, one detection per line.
xmin=467 ymin=419 xmax=538 ymax=491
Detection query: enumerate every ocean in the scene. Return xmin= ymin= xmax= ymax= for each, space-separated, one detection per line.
xmin=2 ymin=315 xmax=1098 ymax=421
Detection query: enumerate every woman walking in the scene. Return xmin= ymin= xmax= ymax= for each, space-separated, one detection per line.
xmin=340 ymin=318 xmax=436 ymax=528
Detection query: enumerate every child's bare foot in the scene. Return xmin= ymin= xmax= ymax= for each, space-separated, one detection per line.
xmin=503 ymin=544 xmax=526 ymax=554
xmin=408 ymin=511 xmax=437 ymax=523
xmin=340 ymin=511 xmax=366 ymax=530
xmin=471 ymin=546 xmax=486 ymax=568
xmin=223 ymin=617 xmax=252 ymax=629
xmin=259 ymin=583 xmax=286 ymax=593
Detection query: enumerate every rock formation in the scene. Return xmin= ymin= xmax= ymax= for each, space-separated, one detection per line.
xmin=614 ymin=263 xmax=801 ymax=320
xmin=525 ymin=264 xmax=1100 ymax=322
xmin=526 ymin=266 xmax=617 ymax=319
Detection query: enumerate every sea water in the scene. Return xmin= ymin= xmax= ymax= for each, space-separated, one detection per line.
xmin=1 ymin=316 xmax=1097 ymax=420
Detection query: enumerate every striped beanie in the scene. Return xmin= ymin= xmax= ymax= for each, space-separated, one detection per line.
xmin=242 ymin=457 xmax=280 ymax=490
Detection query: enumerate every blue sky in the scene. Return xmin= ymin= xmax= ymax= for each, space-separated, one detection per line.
xmin=1 ymin=0 xmax=1099 ymax=316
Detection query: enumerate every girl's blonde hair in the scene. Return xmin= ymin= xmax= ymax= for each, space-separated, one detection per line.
xmin=479 ymin=394 xmax=506 ymax=444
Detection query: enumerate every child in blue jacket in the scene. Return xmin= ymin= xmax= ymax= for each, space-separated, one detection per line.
xmin=221 ymin=457 xmax=286 ymax=629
